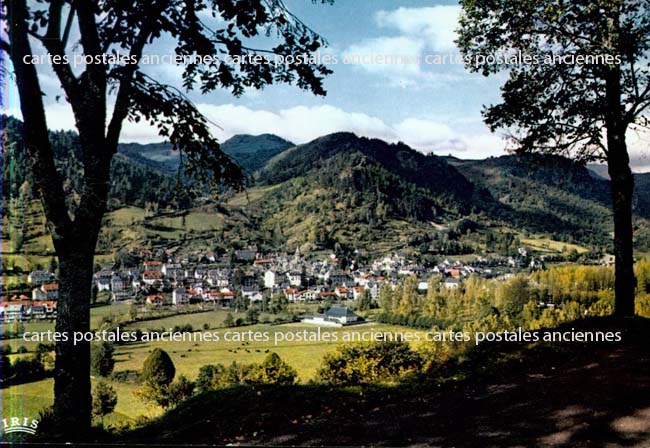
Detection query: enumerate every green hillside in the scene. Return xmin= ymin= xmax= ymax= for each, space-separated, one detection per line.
xmin=222 ymin=134 xmax=294 ymax=174
xmin=118 ymin=134 xmax=294 ymax=176
xmin=448 ymin=155 xmax=615 ymax=248
xmin=5 ymin=114 xmax=650 ymax=261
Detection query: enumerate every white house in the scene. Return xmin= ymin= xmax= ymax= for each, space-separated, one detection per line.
xmin=287 ymin=271 xmax=302 ymax=287
xmin=172 ymin=288 xmax=189 ymax=305
xmin=142 ymin=270 xmax=163 ymax=285
xmin=444 ymin=278 xmax=461 ymax=289
xmin=264 ymin=270 xmax=282 ymax=288
xmin=302 ymin=306 xmax=360 ymax=326
xmin=326 ymin=307 xmax=360 ymax=324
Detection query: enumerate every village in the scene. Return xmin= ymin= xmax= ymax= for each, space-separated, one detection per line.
xmin=1 ymin=245 xmax=546 ymax=324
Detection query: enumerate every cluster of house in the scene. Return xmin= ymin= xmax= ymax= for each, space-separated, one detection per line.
xmin=89 ymin=246 xmax=540 ymax=308
xmin=0 ymin=270 xmax=59 ymax=322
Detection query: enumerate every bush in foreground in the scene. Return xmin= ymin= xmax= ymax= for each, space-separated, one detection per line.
xmin=317 ymin=340 xmax=423 ymax=386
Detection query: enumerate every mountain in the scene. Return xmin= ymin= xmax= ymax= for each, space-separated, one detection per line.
xmin=231 ymin=132 xmax=495 ymax=254
xmin=2 ymin=116 xmax=181 ymax=211
xmin=635 ymin=173 xmax=650 ymax=220
xmin=4 ymin=114 xmax=649 ymax=257
xmin=117 ymin=134 xmax=294 ymax=176
xmin=587 ymin=163 xmax=609 ymax=179
xmin=258 ymin=132 xmax=485 ymax=218
xmin=447 ymin=154 xmax=615 ymax=247
xmin=118 ymin=142 xmax=180 ymax=175
xmin=221 ymin=134 xmax=294 ymax=174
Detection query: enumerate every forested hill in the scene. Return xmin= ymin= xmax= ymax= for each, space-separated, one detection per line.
xmin=257 ymin=132 xmax=487 ymax=220
xmin=221 ymin=134 xmax=294 ymax=174
xmin=4 ymin=114 xmax=649 ymax=253
xmin=2 ymin=116 xmax=181 ymax=210
xmin=446 ymin=154 xmax=616 ymax=247
xmin=118 ymin=133 xmax=294 ymax=176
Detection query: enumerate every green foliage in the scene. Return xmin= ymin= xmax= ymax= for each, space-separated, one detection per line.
xmin=166 ymin=375 xmax=195 ymax=408
xmin=221 ymin=134 xmax=294 ymax=175
xmin=196 ymin=353 xmax=297 ymax=392
xmin=223 ymin=313 xmax=235 ymax=328
xmin=142 ymin=348 xmax=176 ymax=389
xmin=496 ymin=276 xmax=531 ymax=323
xmin=91 ymin=342 xmax=116 ymax=377
xmin=317 ymin=341 xmax=423 ymax=386
xmin=246 ymin=307 xmax=260 ymax=325
xmin=92 ymin=382 xmax=118 ymax=425
xmin=250 ymin=353 xmax=298 ymax=386
xmin=376 ymin=263 xmax=648 ymax=335
xmin=356 ymin=290 xmax=372 ymax=311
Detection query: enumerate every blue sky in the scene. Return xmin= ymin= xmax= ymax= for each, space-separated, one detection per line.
xmin=3 ymin=0 xmax=649 ymax=168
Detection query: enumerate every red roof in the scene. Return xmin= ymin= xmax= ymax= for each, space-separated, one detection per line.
xmin=42 ymin=283 xmax=59 ymax=291
xmin=143 ymin=270 xmax=163 ymax=279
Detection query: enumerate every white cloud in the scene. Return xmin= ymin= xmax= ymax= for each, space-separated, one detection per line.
xmin=375 ymin=6 xmax=460 ymax=53
xmin=343 ymin=37 xmax=424 ymax=85
xmin=197 ymin=103 xmax=395 ymax=143
xmin=342 ymin=5 xmax=466 ymax=87
xmin=197 ymin=103 xmax=506 ymax=158
xmin=5 ymin=101 xmax=510 ymax=160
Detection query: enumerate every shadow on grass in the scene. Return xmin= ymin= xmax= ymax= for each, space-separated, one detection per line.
xmin=46 ymin=317 xmax=650 ymax=446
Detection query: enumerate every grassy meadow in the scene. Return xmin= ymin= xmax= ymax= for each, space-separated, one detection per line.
xmin=2 ymin=313 xmax=419 ymax=425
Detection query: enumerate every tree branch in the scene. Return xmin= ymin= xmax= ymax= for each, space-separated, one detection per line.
xmin=106 ymin=14 xmax=157 ymax=150
xmin=6 ymin=0 xmax=73 ymax=246
xmin=61 ymin=2 xmax=76 ymax=48
xmin=45 ymin=0 xmax=64 ymax=41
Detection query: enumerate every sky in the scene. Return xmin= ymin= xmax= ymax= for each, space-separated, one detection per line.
xmin=3 ymin=0 xmax=650 ymax=170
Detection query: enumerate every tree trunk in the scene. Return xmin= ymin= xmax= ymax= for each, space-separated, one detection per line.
xmin=52 ymin=239 xmax=95 ymax=434
xmin=603 ymin=8 xmax=636 ymax=317
xmin=608 ymin=149 xmax=636 ymax=317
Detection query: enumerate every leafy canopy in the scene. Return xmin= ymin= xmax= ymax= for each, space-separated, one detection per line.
xmin=457 ymin=0 xmax=650 ymax=160
xmin=2 ymin=0 xmax=334 ymax=190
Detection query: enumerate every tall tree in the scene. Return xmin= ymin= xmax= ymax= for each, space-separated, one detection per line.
xmin=457 ymin=0 xmax=650 ymax=316
xmin=1 ymin=0 xmax=331 ymax=433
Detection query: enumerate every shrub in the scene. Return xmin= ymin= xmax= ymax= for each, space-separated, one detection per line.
xmin=196 ymin=364 xmax=228 ymax=393
xmin=249 ymin=352 xmax=297 ymax=385
xmin=110 ymin=370 xmax=141 ymax=384
xmin=11 ymin=356 xmax=46 ymax=383
xmin=167 ymin=375 xmax=195 ymax=407
xmin=91 ymin=341 xmax=115 ymax=377
xmin=196 ymin=353 xmax=297 ymax=392
xmin=0 ymin=346 xmax=12 ymax=356
xmin=92 ymin=381 xmax=118 ymax=426
xmin=142 ymin=348 xmax=175 ymax=388
xmin=137 ymin=348 xmax=178 ymax=408
xmin=223 ymin=313 xmax=235 ymax=327
xmin=317 ymin=341 xmax=423 ymax=386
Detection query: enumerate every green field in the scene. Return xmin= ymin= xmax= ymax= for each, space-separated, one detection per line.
xmin=520 ymin=237 xmax=589 ymax=254
xmin=1 ymin=321 xmax=419 ymax=425
xmin=124 ymin=309 xmax=235 ymax=331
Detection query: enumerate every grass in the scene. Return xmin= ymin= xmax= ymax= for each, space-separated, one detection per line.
xmin=1 ymin=320 xmax=420 ymax=426
xmin=1 ymin=378 xmax=160 ymax=425
xmin=520 ymin=237 xmax=589 ymax=254
xmin=113 ymin=322 xmax=421 ymax=383
xmin=124 ymin=309 xmax=234 ymax=331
